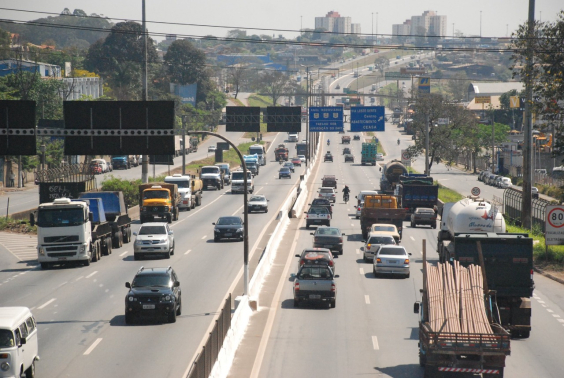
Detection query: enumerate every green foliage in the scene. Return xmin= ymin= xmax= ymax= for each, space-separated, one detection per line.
xmin=506 ymin=221 xmax=564 ymax=263
xmin=437 ymin=183 xmax=464 ymax=203
xmin=100 ymin=176 xmax=142 ymax=208
xmin=0 ymin=217 xmax=36 ymax=234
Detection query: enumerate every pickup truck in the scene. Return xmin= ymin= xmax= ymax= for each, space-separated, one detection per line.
xmin=304 ymin=206 xmax=331 ymax=229
xmin=410 ymin=207 xmax=437 ymax=228
xmin=341 ymin=135 xmax=351 ymax=144
xmin=293 ymin=263 xmax=338 ymax=308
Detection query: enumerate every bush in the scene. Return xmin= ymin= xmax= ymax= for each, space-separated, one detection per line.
xmin=101 ymin=176 xmax=142 ymax=208
xmin=0 ymin=217 xmax=36 ymax=234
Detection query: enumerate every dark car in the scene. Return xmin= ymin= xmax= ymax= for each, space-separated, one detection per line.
xmin=353 ymin=135 xmax=361 ymax=140
xmin=324 ymin=152 xmax=333 ymax=162
xmin=213 ymin=216 xmax=244 ymax=242
xmin=283 ymin=161 xmax=295 ymax=173
xmin=124 ymin=266 xmax=182 ymax=324
xmin=344 ymin=154 xmax=354 ymax=163
xmin=311 ymin=226 xmax=345 ymax=255
xmin=321 ymin=175 xmax=337 ymax=188
xmin=247 ymin=162 xmax=259 ymax=176
xmin=295 ymin=248 xmax=335 ymax=272
xmin=310 ymin=198 xmax=333 ymax=214
xmin=342 ymin=147 xmax=351 ymax=155
xmin=279 ymin=167 xmax=292 ymax=179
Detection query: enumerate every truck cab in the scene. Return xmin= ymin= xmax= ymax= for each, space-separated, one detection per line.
xmin=165 ymin=174 xmax=196 ymax=210
xmin=139 ymin=184 xmax=179 ymax=223
xmin=200 ymin=166 xmax=224 ymax=190
xmin=231 ymin=170 xmax=254 ymax=194
xmin=248 ymin=145 xmax=266 ymax=166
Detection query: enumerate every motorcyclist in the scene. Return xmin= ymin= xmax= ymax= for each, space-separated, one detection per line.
xmin=342 ymin=185 xmax=351 ymax=202
xmin=327 ymin=139 xmax=330 ymax=146
xmin=397 ymin=138 xmax=400 ymax=145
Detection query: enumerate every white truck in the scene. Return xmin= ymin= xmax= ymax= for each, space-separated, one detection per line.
xmin=248 ymin=144 xmax=266 ymax=166
xmin=200 ymin=166 xmax=224 ymax=190
xmin=231 ymin=170 xmax=254 ymax=194
xmin=288 ymin=133 xmax=299 ymax=143
xmin=164 ymin=174 xmax=203 ymax=211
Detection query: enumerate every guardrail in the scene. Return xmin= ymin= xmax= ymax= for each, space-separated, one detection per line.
xmin=503 ymin=188 xmax=550 ymax=231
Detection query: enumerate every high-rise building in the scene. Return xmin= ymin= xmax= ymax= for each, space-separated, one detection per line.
xmin=392 ymin=20 xmax=411 ymax=38
xmin=392 ymin=11 xmax=446 ymax=38
xmin=315 ymin=11 xmax=355 ymax=35
xmin=351 ymin=23 xmax=362 ymax=35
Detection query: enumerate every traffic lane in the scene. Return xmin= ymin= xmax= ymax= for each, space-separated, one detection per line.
xmin=0 ymin=187 xmax=39 ymax=216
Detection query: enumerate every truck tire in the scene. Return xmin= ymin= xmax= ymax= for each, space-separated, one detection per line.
xmin=173 ymin=208 xmax=179 ymax=221
xmin=103 ymin=236 xmax=112 ymax=255
xmin=113 ymin=231 xmax=123 ymax=248
xmin=330 ymin=300 xmax=336 ymax=308
xmin=167 ymin=214 xmax=172 ymax=223
xmin=419 ymin=351 xmax=426 ymax=367
xmin=91 ymin=242 xmax=99 ymax=262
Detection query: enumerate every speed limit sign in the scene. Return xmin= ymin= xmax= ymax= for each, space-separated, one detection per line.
xmin=471 ymin=187 xmax=481 ymax=196
xmin=546 ymin=205 xmax=564 ymax=245
xmin=401 ymin=149 xmax=410 ymax=164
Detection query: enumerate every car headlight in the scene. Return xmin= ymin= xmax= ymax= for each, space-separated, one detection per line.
xmin=237 ymin=228 xmax=244 ymax=233
xmin=39 ymin=247 xmax=45 ymax=255
xmin=214 ymin=229 xmax=220 ymax=233
xmin=79 ymin=244 xmax=86 ymax=254
xmin=159 ymin=239 xmax=167 ymax=244
xmin=163 ymin=295 xmax=171 ymax=301
xmin=1 ymin=362 xmax=10 ymax=371
xmin=134 ymin=239 xmax=142 ymax=245
xmin=128 ymin=296 xmax=135 ymax=302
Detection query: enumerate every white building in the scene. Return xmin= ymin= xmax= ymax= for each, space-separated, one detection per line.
xmin=315 ymin=11 xmax=354 ymax=35
xmin=62 ymin=77 xmax=103 ymax=100
xmin=393 ymin=11 xmax=446 ymax=38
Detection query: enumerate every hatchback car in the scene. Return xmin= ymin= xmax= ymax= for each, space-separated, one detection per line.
xmin=373 ymin=245 xmax=411 ymax=278
xmin=291 ymin=157 xmax=302 ymax=166
xmin=376 ymin=153 xmax=384 ymax=161
xmin=283 ymin=162 xmax=295 ymax=172
xmin=324 ymin=152 xmax=333 ymax=162
xmin=295 ymin=248 xmax=335 ymax=272
xmin=318 ymin=187 xmax=337 ymax=203
xmin=305 ymin=206 xmax=331 ymax=228
xmin=279 ymin=167 xmax=292 ymax=179
xmin=344 ymin=154 xmax=354 ymax=163
xmin=213 ymin=216 xmax=244 ymax=242
xmin=310 ymin=198 xmax=333 ymax=214
xmin=364 ymin=233 xmax=396 ymax=262
xmin=353 ymin=135 xmax=361 ymax=140
xmin=133 ymin=223 xmax=174 ymax=260
xmin=311 ymin=226 xmax=345 ymax=255
xmin=343 ymin=147 xmax=351 ymax=155
xmin=248 ymin=195 xmax=268 ymax=213
xmin=125 ymin=266 xmax=181 ymax=324
xmin=208 ymin=145 xmax=217 ymax=153
xmin=298 ymin=155 xmax=306 ymax=163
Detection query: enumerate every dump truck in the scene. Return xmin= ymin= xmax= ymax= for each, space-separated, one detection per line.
xmin=275 ymin=144 xmax=289 ymax=161
xmin=380 ymin=160 xmax=408 ymax=193
xmin=415 ymin=257 xmax=511 ymax=378
xmin=341 ymin=135 xmax=351 ymax=144
xmin=396 ymin=174 xmax=439 ymax=215
xmin=139 ymin=183 xmax=180 ymax=224
xmin=164 ymin=174 xmax=203 ymax=210
xmin=438 ymin=197 xmax=534 ymax=338
xmin=31 ymin=197 xmax=114 ymax=268
xmin=359 ymin=194 xmax=407 ymax=240
xmin=361 ymin=143 xmax=377 ymax=166
xmin=79 ymin=191 xmax=132 ymax=249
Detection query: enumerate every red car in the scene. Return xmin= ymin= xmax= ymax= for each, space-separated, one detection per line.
xmin=90 ymin=163 xmax=102 ymax=175
xmin=295 ymin=248 xmax=335 ymax=272
xmin=291 ymin=157 xmax=301 ymax=166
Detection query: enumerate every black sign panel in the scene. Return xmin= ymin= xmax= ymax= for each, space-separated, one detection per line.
xmin=226 ymin=107 xmax=260 ymax=132
xmin=217 ymin=142 xmax=230 ymax=151
xmin=266 ymin=106 xmax=302 ymax=132
xmin=64 ymin=101 xmax=175 ymax=155
xmin=0 ymin=101 xmax=36 ymax=155
xmin=39 ymin=181 xmax=89 ymax=204
xmin=149 ymin=155 xmax=174 ymax=165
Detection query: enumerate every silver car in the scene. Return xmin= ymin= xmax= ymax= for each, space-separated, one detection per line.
xmin=373 ymin=245 xmax=411 ymax=278
xmin=318 ymin=187 xmax=336 ymax=203
xmin=133 ymin=223 xmax=174 ymax=260
xmin=248 ymin=195 xmax=268 ymax=213
xmin=363 ymin=233 xmax=396 ymax=262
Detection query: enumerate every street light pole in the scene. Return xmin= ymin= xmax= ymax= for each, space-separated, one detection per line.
xmin=141 ymin=0 xmax=149 ymax=184
xmin=306 ymin=66 xmax=310 ymax=168
xmin=425 ymin=114 xmax=430 ymax=176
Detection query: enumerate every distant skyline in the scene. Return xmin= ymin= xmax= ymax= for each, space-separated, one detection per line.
xmin=0 ymin=0 xmax=562 ymax=42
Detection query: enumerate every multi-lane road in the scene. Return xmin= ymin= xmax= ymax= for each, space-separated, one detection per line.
xmin=229 ymin=116 xmax=564 ymax=378
xmin=0 ymin=130 xmax=309 ymax=378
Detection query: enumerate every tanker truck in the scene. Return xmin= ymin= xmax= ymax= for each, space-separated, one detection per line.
xmin=379 ymin=160 xmax=408 ymax=193
xmin=437 ymin=197 xmax=534 ymax=338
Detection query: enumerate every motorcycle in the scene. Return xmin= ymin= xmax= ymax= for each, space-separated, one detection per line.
xmin=397 ymin=139 xmax=400 ymax=145
xmin=343 ymin=193 xmax=350 ymax=203
xmin=327 ymin=140 xmax=330 ymax=146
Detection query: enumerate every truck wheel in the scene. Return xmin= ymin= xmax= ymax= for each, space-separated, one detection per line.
xmin=113 ymin=231 xmax=123 ymax=248
xmin=330 ymin=300 xmax=336 ymax=308
xmin=419 ymin=352 xmax=426 ymax=367
xmin=25 ymin=360 xmax=35 ymax=378
xmin=176 ymin=296 xmax=182 ymax=315
xmin=170 ymin=242 xmax=175 ymax=255
xmin=168 ymin=309 xmax=177 ymax=323
xmin=91 ymin=242 xmax=99 ymax=262
xmin=411 ymin=222 xmax=415 ymax=228
xmin=293 ymin=299 xmax=299 ymax=307
xmin=167 ymin=214 xmax=172 ymax=224
xmin=432 ymin=224 xmax=436 ymax=229
xmin=165 ymin=250 xmax=171 ymax=259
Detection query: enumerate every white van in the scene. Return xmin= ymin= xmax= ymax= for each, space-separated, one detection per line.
xmin=0 ymin=307 xmax=39 ymax=378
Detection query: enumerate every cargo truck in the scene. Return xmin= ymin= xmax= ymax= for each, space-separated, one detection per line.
xmin=361 ymin=143 xmax=377 ymax=166
xmin=274 ymin=144 xmax=289 ymax=161
xmin=248 ymin=144 xmax=266 ymax=165
xmin=396 ymin=174 xmax=439 ymax=215
xmin=437 ymin=198 xmax=534 ymax=338
xmin=78 ymin=191 xmax=132 ymax=249
xmin=199 ymin=165 xmax=224 ymax=190
xmin=359 ymin=194 xmax=407 ymax=240
xmin=296 ymin=142 xmax=309 ymax=159
xmin=139 ymin=183 xmax=180 ymax=223
xmin=31 ymin=197 xmax=113 ymax=268
xmin=164 ymin=174 xmax=203 ymax=210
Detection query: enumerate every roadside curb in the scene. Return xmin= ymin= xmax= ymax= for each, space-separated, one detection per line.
xmin=534 ymin=266 xmax=564 ymax=285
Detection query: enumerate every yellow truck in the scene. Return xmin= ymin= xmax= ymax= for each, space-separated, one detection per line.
xmin=139 ymin=183 xmax=180 ymax=223
xmin=360 ymin=194 xmax=407 ymax=240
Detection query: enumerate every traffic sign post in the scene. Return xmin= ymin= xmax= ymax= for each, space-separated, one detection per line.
xmin=546 ymin=205 xmax=564 ymax=246
xmin=400 ymin=149 xmax=410 ymax=165
xmin=471 ymin=187 xmax=481 ymax=196
xmin=309 ymin=106 xmax=343 ymax=132
xmin=350 ymin=106 xmax=385 ymax=132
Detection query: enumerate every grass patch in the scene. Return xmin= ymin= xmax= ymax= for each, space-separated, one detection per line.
xmin=0 ymin=217 xmax=36 ymax=234
xmin=247 ymin=95 xmax=273 ymax=107
xmin=506 ymin=221 xmax=564 ymax=263
xmin=437 ymin=183 xmax=465 ymax=203
xmin=230 ymin=98 xmax=245 ymax=106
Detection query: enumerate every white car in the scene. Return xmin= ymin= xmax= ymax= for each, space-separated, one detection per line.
xmin=376 ymin=153 xmax=384 ymax=161
xmin=499 ymin=177 xmax=512 ymax=188
xmin=298 ymin=155 xmax=306 ymax=163
xmin=133 ymin=223 xmax=174 ymax=260
xmin=363 ymin=232 xmax=396 ymax=263
xmin=91 ymin=158 xmax=109 ymax=173
xmin=248 ymin=195 xmax=268 ymax=213
xmin=318 ymin=187 xmax=336 ymax=203
xmin=208 ymin=145 xmax=217 ymax=153
xmin=373 ymin=245 xmax=411 ymax=278
xmin=532 ymin=187 xmax=539 ymax=199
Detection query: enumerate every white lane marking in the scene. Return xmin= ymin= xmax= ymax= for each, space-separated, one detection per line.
xmin=365 ymin=295 xmax=370 ymax=304
xmin=359 ymin=268 xmax=364 ymax=275
xmin=119 ymin=251 xmax=128 ymax=257
xmin=547 ymin=309 xmax=554 ymax=313
xmin=185 ymin=249 xmax=192 ymax=255
xmin=410 ymin=236 xmax=415 ymax=241
xmin=557 ymin=319 xmax=564 ymax=323
xmin=83 ymin=338 xmax=103 ymax=355
xmin=37 ymin=298 xmax=56 ymax=310
xmin=201 ymin=235 xmax=207 ymax=240
xmin=538 ymin=300 xmax=545 ymax=304
xmin=56 ymin=281 xmax=68 ymax=289
xmin=420 ymin=251 xmax=423 ymax=255
xmin=372 ymin=336 xmax=380 ymax=350
xmin=75 ymin=276 xmax=84 ymax=282
xmin=86 ymin=271 xmax=98 ymax=279
xmin=351 ymin=223 xmax=355 ymax=226
xmin=553 ymin=314 xmax=561 ymax=318
xmin=356 ymin=249 xmax=360 ymax=255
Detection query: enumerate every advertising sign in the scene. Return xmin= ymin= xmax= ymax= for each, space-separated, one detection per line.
xmin=170 ymin=83 xmax=197 ymax=106
xmin=418 ymin=77 xmax=430 ymax=94
xmin=309 ymin=106 xmax=343 ymax=132
xmin=546 ymin=205 xmax=564 ymax=245
xmin=350 ymin=106 xmax=385 ymax=132
xmin=475 ymin=96 xmax=491 ymax=104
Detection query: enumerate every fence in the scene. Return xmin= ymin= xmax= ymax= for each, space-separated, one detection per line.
xmin=35 ymin=163 xmax=94 ymax=183
xmin=187 ymin=294 xmax=232 ymax=378
xmin=503 ymin=188 xmax=549 ymax=231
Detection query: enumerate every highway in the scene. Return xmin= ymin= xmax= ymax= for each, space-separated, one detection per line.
xmin=232 ymin=117 xmax=564 ymax=378
xmin=0 ymin=130 xmax=306 ymax=378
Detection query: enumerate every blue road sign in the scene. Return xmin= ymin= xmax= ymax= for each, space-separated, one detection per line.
xmin=309 ymin=106 xmax=343 ymax=132
xmin=418 ymin=77 xmax=430 ymax=94
xmin=350 ymin=106 xmax=385 ymax=132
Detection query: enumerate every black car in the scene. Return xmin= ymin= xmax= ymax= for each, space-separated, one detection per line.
xmin=213 ymin=216 xmax=244 ymax=242
xmin=353 ymin=135 xmax=361 ymax=140
xmin=324 ymin=152 xmax=333 ymax=162
xmin=311 ymin=226 xmax=345 ymax=255
xmin=125 ymin=266 xmax=182 ymax=324
xmin=279 ymin=167 xmax=292 ymax=179
xmin=342 ymin=147 xmax=351 ymax=155
xmin=310 ymin=198 xmax=333 ymax=214
xmin=283 ymin=162 xmax=295 ymax=173
xmin=344 ymin=154 xmax=354 ymax=163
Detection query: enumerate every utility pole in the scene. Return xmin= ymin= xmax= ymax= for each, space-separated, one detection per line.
xmin=480 ymin=11 xmax=482 ymax=38
xmin=522 ymin=0 xmax=535 ymax=229
xmin=372 ymin=13 xmax=374 ymax=44
xmin=182 ymin=116 xmax=187 ymax=176
xmin=491 ymin=108 xmax=495 ymax=172
xmin=425 ymin=114 xmax=430 ymax=176
xmin=141 ymin=0 xmax=149 ymax=184
xmin=306 ymin=66 xmax=310 ymax=168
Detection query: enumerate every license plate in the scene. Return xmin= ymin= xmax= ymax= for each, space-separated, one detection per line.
xmin=224 ymin=233 xmax=232 ymax=236
xmin=58 ymin=257 xmax=67 ymax=260
xmin=309 ymin=295 xmax=321 ymax=299
xmin=388 ymin=260 xmax=397 ymax=264
xmin=324 ymin=245 xmax=333 ymax=248
xmin=143 ymin=304 xmax=155 ymax=310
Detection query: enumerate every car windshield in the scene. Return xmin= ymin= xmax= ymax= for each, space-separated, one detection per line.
xmin=0 ymin=329 xmax=14 ymax=348
xmin=132 ymin=274 xmax=171 ymax=288
xmin=201 ymin=167 xmax=219 ymax=174
xmin=37 ymin=208 xmax=85 ymax=228
xmin=231 ymin=172 xmax=251 ymax=180
xmin=373 ymin=225 xmax=395 ymax=232
xmin=298 ymin=266 xmax=332 ymax=279
xmin=316 ymin=228 xmax=340 ymax=236
xmin=249 ymin=147 xmax=263 ymax=155
xmin=284 ymin=163 xmax=293 ymax=167
xmin=139 ymin=226 xmax=166 ymax=235
xmin=249 ymin=196 xmax=265 ymax=202
xmin=378 ymin=248 xmax=406 ymax=256
xmin=368 ymin=236 xmax=395 ymax=244
xmin=312 ymin=199 xmax=329 ymax=205
xmin=308 ymin=207 xmax=329 ymax=214
xmin=144 ymin=190 xmax=169 ymax=199
xmin=217 ymin=217 xmax=242 ymax=225
xmin=417 ymin=209 xmax=434 ymax=214
xmin=280 ymin=168 xmax=290 ymax=172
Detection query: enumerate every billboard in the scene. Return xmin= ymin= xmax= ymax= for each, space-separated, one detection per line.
xmin=171 ymin=83 xmax=197 ymax=106
xmin=0 ymin=100 xmax=36 ymax=155
xmin=309 ymin=106 xmax=344 ymax=132
xmin=350 ymin=106 xmax=385 ymax=132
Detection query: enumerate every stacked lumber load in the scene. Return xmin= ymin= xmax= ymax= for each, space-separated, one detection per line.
xmin=425 ymin=261 xmax=493 ymax=335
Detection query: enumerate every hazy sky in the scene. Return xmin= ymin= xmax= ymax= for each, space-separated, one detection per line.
xmin=0 ymin=0 xmax=562 ymax=42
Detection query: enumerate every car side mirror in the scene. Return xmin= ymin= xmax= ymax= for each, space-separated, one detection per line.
xmin=413 ymin=302 xmax=420 ymax=314
xmin=125 ymin=282 xmax=131 ymax=288
xmin=174 ymin=281 xmax=180 ymax=287
xmin=379 ymin=167 xmax=382 ymax=172
xmin=133 ymin=232 xmax=138 ymax=236
xmin=290 ymin=273 xmax=296 ymax=278
xmin=168 ymin=231 xmax=173 ymax=235
xmin=408 ymin=253 xmax=412 ymax=255
xmin=355 ymin=196 xmax=358 ymax=199
xmin=212 ymin=222 xmax=216 ymax=225
xmin=295 ymin=254 xmax=301 ymax=258
xmin=310 ymin=232 xmax=314 ymax=235
xmin=342 ymin=233 xmax=345 ymax=236
xmin=334 ymin=275 xmax=340 ymax=278
xmin=20 ymin=337 xmax=27 ymax=345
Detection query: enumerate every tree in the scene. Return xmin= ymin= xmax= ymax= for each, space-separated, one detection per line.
xmin=374 ymin=57 xmax=389 ymax=77
xmin=164 ymin=39 xmax=209 ymax=99
xmin=447 ymin=72 xmax=469 ymax=101
xmin=252 ymin=70 xmax=292 ymax=105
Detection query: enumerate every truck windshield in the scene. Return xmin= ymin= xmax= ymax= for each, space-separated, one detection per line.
xmin=0 ymin=329 xmax=14 ymax=347
xmin=144 ymin=190 xmax=169 ymax=199
xmin=231 ymin=172 xmax=251 ymax=180
xmin=201 ymin=167 xmax=218 ymax=174
xmin=37 ymin=208 xmax=85 ymax=227
xmin=165 ymin=180 xmax=189 ymax=188
xmin=249 ymin=147 xmax=263 ymax=155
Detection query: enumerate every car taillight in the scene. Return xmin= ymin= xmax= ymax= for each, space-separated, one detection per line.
xmin=329 ymin=261 xmax=333 ymax=266
xmin=331 ymin=283 xmax=336 ymax=292
xmin=294 ymin=282 xmax=300 ymax=292
xmin=404 ymin=259 xmax=410 ymax=264
xmin=376 ymin=258 xmax=382 ymax=263
xmin=306 ymin=214 xmax=309 ymax=218
xmin=367 ymin=243 xmax=371 ymax=249
xmin=339 ymin=238 xmax=343 ymax=243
